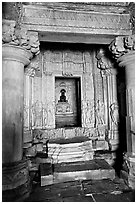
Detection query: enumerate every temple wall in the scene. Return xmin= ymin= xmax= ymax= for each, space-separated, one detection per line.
xmin=23 ymin=45 xmax=119 ymax=153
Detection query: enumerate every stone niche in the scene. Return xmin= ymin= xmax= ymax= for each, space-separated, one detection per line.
xmin=23 ymin=42 xmax=119 ymax=158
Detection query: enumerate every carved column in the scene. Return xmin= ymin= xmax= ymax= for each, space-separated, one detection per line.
xmin=96 ymin=49 xmax=119 ymax=150
xmin=2 ymin=20 xmax=40 ymax=201
xmin=109 ymin=35 xmax=135 ymax=188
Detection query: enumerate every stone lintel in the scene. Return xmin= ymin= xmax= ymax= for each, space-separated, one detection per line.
xmin=22 ymin=5 xmax=132 ymax=38
xmin=39 ymin=32 xmax=116 ymax=45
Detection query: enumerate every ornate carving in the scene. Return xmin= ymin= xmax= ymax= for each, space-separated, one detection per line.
xmin=2 ymin=19 xmax=40 ymax=56
xmin=82 ymin=100 xmax=95 ymax=127
xmin=96 ymin=48 xmax=113 ymax=70
xmin=124 ymin=2 xmax=135 ymax=34
xmin=109 ymin=35 xmax=135 ymax=59
xmin=95 ymin=100 xmax=105 ymax=126
xmin=110 ymin=102 xmax=119 ymax=126
xmin=43 ymin=50 xmax=87 ymax=75
xmin=23 ymin=5 xmax=131 ymax=34
xmin=25 ymin=54 xmax=41 ymax=77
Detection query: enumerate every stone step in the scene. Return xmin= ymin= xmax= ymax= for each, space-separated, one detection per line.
xmin=48 ymin=140 xmax=94 ymax=163
xmin=40 ymin=159 xmax=115 ymax=186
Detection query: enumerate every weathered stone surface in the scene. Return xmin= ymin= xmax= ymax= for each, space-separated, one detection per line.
xmin=92 ymin=140 xmax=109 ymax=150
xmin=23 ymin=130 xmax=32 ymax=143
xmin=25 ymin=145 xmax=37 ymax=157
xmin=2 ymin=44 xmax=31 ymax=163
xmin=93 ymin=191 xmax=134 ymax=202
xmin=2 ymin=160 xmax=29 ymax=191
xmin=2 ymin=179 xmax=31 ymax=202
xmin=48 ymin=139 xmax=94 ymax=163
xmin=94 ymin=150 xmax=116 ymax=166
xmin=82 ymin=178 xmax=130 ymax=194
xmin=25 ymin=175 xmax=135 ymax=202
xmin=40 ymin=159 xmax=115 ymax=186
xmin=23 ymin=142 xmax=32 ymax=149
xmin=22 ymin=4 xmax=131 ymax=36
xmin=23 ymin=2 xmax=128 ymax=13
xmin=36 ymin=157 xmax=52 ymax=164
xmin=2 ymin=19 xmax=40 ymax=55
xmin=35 ymin=143 xmax=43 ymax=152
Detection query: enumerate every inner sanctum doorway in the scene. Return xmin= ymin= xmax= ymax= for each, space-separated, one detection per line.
xmin=55 ymin=77 xmax=81 ymax=128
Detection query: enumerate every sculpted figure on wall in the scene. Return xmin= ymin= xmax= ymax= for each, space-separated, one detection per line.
xmin=110 ymin=102 xmax=119 ymax=126
xmin=95 ymin=100 xmax=105 ymax=126
xmin=32 ymin=101 xmax=43 ymax=127
xmin=82 ymin=100 xmax=94 ymax=127
xmin=96 ymin=48 xmax=113 ymax=70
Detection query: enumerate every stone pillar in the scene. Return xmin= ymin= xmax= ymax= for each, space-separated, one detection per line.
xmin=2 ymin=20 xmax=40 ymax=201
xmin=108 ymin=68 xmax=119 ymax=150
xmin=2 ymin=45 xmax=31 ymax=163
xmin=96 ymin=49 xmax=119 ymax=151
xmin=109 ymin=35 xmax=135 ymax=188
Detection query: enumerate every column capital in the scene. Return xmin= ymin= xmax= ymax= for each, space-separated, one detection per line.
xmin=109 ymin=35 xmax=135 ymax=60
xmin=2 ymin=44 xmax=32 ymax=66
xmin=2 ymin=19 xmax=40 ymax=57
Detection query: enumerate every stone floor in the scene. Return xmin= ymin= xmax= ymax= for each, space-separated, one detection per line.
xmin=25 ymin=177 xmax=135 ymax=202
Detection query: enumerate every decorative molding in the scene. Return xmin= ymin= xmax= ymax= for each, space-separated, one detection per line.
xmin=125 ymin=2 xmax=135 ymax=34
xmin=23 ymin=5 xmax=131 ymax=36
xmin=109 ymin=35 xmax=135 ymax=59
xmin=2 ymin=19 xmax=40 ymax=56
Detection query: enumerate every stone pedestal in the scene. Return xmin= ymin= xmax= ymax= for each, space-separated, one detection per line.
xmin=2 ymin=44 xmax=32 ymax=201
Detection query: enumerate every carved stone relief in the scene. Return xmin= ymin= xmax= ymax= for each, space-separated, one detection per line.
xmin=109 ymin=35 xmax=135 ymax=59
xmin=81 ymin=100 xmax=95 ymax=128
xmin=25 ymin=53 xmax=42 ymax=77
xmin=43 ymin=50 xmax=85 ymax=76
xmin=96 ymin=48 xmax=119 ymax=142
xmin=2 ymin=20 xmax=40 ymax=56
xmin=23 ymin=5 xmax=131 ymax=36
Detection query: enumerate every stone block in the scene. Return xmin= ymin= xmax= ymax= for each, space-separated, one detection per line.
xmin=109 ymin=139 xmax=119 ymax=151
xmin=25 ymin=145 xmax=37 ymax=157
xmin=41 ymin=175 xmax=54 ymax=186
xmin=48 ymin=140 xmax=94 ymax=163
xmin=54 ymin=128 xmax=63 ymax=139
xmin=40 ymin=160 xmax=115 ymax=186
xmin=36 ymin=157 xmax=52 ymax=164
xmin=75 ymin=127 xmax=84 ymax=137
xmin=93 ymin=140 xmax=109 ymax=150
xmin=35 ymin=143 xmax=43 ymax=152
xmin=23 ymin=142 xmax=32 ymax=149
xmin=23 ymin=130 xmax=32 ymax=143
xmin=64 ymin=128 xmax=76 ymax=138
xmin=40 ymin=163 xmax=54 ymax=186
